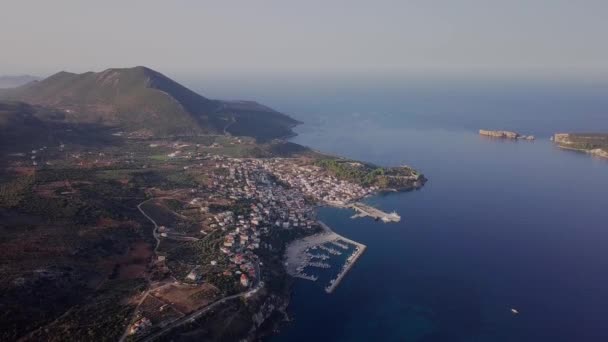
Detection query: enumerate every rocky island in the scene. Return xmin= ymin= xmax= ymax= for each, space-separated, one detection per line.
xmin=553 ymin=133 xmax=608 ymax=159
xmin=479 ymin=129 xmax=535 ymax=140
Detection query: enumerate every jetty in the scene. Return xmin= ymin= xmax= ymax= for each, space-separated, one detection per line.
xmin=295 ymin=273 xmax=318 ymax=281
xmin=324 ymin=245 xmax=366 ymax=293
xmin=307 ymin=253 xmax=330 ymax=260
xmin=349 ymin=202 xmax=400 ymax=223
xmin=331 ymin=240 xmax=349 ymax=250
xmin=318 ymin=245 xmax=342 ymax=255
xmin=308 ymin=261 xmax=331 ymax=269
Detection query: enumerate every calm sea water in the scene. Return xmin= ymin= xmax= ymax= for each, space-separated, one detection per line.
xmin=191 ymin=75 xmax=608 ymax=341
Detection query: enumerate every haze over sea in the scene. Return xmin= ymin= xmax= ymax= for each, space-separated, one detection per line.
xmin=191 ymin=74 xmax=608 ymax=341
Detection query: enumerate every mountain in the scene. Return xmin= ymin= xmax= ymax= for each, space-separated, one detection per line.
xmin=0 ymin=67 xmax=299 ymax=140
xmin=0 ymin=75 xmax=39 ymax=88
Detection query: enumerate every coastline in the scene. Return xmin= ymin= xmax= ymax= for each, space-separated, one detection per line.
xmin=555 ymin=144 xmax=608 ymax=159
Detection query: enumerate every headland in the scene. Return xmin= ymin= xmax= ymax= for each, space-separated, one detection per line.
xmin=553 ymin=133 xmax=608 ymax=159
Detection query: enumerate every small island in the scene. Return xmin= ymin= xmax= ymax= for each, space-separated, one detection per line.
xmin=553 ymin=133 xmax=608 ymax=159
xmin=479 ymin=129 xmax=535 ymax=140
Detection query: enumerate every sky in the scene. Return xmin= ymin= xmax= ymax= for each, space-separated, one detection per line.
xmin=1 ymin=0 xmax=607 ymax=77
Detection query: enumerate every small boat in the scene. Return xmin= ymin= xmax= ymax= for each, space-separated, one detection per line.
xmin=511 ymin=308 xmax=519 ymax=315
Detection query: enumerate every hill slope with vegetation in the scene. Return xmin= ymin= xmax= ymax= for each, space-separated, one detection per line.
xmin=1 ymin=67 xmax=299 ymax=140
xmin=0 ymin=101 xmax=120 ymax=154
xmin=315 ymin=158 xmax=426 ymax=190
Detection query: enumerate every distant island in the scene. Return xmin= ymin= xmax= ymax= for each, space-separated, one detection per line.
xmin=553 ymin=133 xmax=608 ymax=159
xmin=479 ymin=129 xmax=535 ymax=140
xmin=0 ymin=74 xmax=39 ymax=89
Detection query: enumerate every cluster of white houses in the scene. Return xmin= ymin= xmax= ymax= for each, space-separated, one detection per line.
xmin=203 ymin=157 xmax=321 ymax=287
xmin=261 ymin=159 xmax=376 ymax=206
xmin=175 ymin=156 xmax=381 ymax=289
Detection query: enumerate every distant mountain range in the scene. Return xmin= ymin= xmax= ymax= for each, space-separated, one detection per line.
xmin=0 ymin=66 xmax=299 ymax=140
xmin=0 ymin=75 xmax=39 ymax=88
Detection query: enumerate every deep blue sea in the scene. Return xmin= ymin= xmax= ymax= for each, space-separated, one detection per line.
xmin=191 ymin=74 xmax=608 ymax=341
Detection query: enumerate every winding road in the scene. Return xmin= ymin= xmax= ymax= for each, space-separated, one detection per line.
xmin=120 ymin=194 xmax=263 ymax=342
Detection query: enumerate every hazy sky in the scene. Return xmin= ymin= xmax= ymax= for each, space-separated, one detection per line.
xmin=1 ymin=0 xmax=607 ymax=76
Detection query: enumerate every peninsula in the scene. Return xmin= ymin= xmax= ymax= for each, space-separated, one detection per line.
xmin=553 ymin=133 xmax=608 ymax=159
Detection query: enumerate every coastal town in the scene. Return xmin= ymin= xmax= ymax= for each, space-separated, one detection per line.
xmin=260 ymin=159 xmax=377 ymax=205
xmin=117 ymin=146 xmax=422 ymax=339
xmin=1 ymin=133 xmax=425 ymax=341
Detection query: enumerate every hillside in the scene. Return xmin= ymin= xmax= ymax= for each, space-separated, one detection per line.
xmin=0 ymin=102 xmax=54 ymax=149
xmin=1 ymin=67 xmax=299 ymax=140
xmin=0 ymin=101 xmax=120 ymax=154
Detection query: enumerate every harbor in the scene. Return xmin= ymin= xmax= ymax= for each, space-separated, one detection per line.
xmin=349 ymin=202 xmax=400 ymax=223
xmin=284 ymin=221 xmax=367 ymax=294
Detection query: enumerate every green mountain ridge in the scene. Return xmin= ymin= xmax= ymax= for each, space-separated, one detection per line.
xmin=0 ymin=66 xmax=299 ymax=140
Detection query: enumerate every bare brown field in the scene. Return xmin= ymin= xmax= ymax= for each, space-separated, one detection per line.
xmin=139 ymin=293 xmax=183 ymax=324
xmin=151 ymin=283 xmax=220 ymax=313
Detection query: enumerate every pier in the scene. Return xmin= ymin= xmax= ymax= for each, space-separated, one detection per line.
xmin=349 ymin=202 xmax=400 ymax=223
xmin=318 ymin=245 xmax=342 ymax=255
xmin=317 ymin=221 xmax=367 ymax=294
xmin=308 ymin=261 xmax=331 ymax=269
xmin=331 ymin=240 xmax=349 ymax=250
xmin=295 ymin=273 xmax=318 ymax=281
xmin=307 ymin=253 xmax=330 ymax=260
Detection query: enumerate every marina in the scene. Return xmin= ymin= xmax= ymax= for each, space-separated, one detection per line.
xmin=284 ymin=221 xmax=367 ymax=294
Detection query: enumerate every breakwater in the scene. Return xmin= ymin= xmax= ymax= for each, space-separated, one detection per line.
xmin=350 ymin=202 xmax=401 ymax=223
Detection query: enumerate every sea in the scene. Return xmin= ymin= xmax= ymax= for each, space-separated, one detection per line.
xmin=189 ymin=73 xmax=608 ymax=341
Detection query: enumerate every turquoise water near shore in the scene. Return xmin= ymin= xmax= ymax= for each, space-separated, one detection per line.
xmin=191 ymin=76 xmax=608 ymax=341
